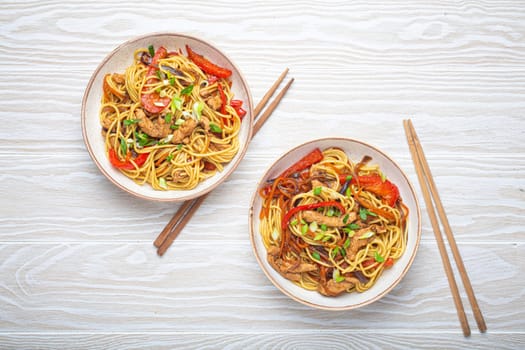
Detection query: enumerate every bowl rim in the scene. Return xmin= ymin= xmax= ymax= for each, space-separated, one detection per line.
xmin=81 ymin=32 xmax=254 ymax=202
xmin=248 ymin=137 xmax=422 ymax=310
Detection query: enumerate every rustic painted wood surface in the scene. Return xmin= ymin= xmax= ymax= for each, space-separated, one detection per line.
xmin=1 ymin=0 xmax=524 ymax=349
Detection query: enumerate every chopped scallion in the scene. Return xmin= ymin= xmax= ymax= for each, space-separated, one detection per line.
xmin=123 ymin=119 xmax=140 ymax=126
xmin=192 ymin=101 xmax=204 ymax=120
xmin=375 ymin=251 xmax=385 ymax=262
xmin=171 ymin=96 xmax=182 ymax=112
xmin=120 ymin=137 xmax=127 ymax=154
xmin=181 ymin=85 xmax=194 ymax=95
xmin=210 ymin=123 xmax=222 ymax=133
xmin=312 ymin=251 xmax=321 ymax=260
xmin=301 ymin=224 xmax=308 ymax=235
xmin=148 ymin=45 xmax=155 ymax=56
xmin=313 ymin=186 xmax=322 ymax=196
xmin=359 ymin=231 xmax=375 ymax=239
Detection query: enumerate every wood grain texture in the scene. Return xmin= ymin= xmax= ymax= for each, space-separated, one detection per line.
xmin=1 ymin=0 xmax=524 ymax=348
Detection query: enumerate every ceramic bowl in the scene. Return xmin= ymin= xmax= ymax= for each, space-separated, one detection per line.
xmin=249 ymin=137 xmax=421 ymax=310
xmin=81 ymin=32 xmax=253 ymax=201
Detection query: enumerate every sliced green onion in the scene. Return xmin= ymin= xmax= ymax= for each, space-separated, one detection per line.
xmin=326 ymin=208 xmax=335 ymax=217
xmin=177 ymin=144 xmax=183 ymax=150
xmin=309 ymin=221 xmax=318 ymax=232
xmin=375 ymin=251 xmax=385 ymax=262
xmin=164 ymin=113 xmax=172 ymax=123
xmin=348 ymin=223 xmax=360 ymax=230
xmin=120 ymin=137 xmax=127 ymax=154
xmin=342 ymin=214 xmax=349 ymax=224
xmin=169 ymin=76 xmax=176 ymax=86
xmin=346 ymin=175 xmax=353 ymax=182
xmin=171 ymin=96 xmax=182 ymax=112
xmin=320 ymin=224 xmax=327 ymax=231
xmin=210 ymin=123 xmax=222 ymax=133
xmin=290 ymin=219 xmax=298 ymax=226
xmin=343 ymin=238 xmax=351 ymax=249
xmin=322 ymin=235 xmax=331 ymax=242
xmin=123 ymin=119 xmax=140 ymax=126
xmin=313 ymin=186 xmax=322 ymax=196
xmin=271 ymin=228 xmax=280 ymax=241
xmin=166 ymin=154 xmax=174 ymax=162
xmin=192 ymin=101 xmax=204 ymax=120
xmin=359 ymin=208 xmax=369 ymax=220
xmin=331 ymin=247 xmax=340 ymax=258
xmin=158 ymin=177 xmax=168 ymax=189
xmin=345 ymin=187 xmax=352 ymax=197
xmin=181 ymin=85 xmax=194 ymax=95
xmin=148 ymin=45 xmax=155 ymax=56
xmin=314 ymin=233 xmax=324 ymax=241
xmin=359 ymin=231 xmax=375 ymax=239
xmin=312 ymin=251 xmax=321 ymax=260
xmin=301 ymin=224 xmax=308 ymax=235
xmin=333 ymin=269 xmax=345 ymax=283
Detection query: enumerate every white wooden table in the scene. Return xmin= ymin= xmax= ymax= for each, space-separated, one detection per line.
xmin=1 ymin=1 xmax=524 ymax=348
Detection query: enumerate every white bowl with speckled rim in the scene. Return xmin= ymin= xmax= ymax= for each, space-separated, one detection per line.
xmin=249 ymin=137 xmax=421 ymax=310
xmin=81 ymin=32 xmax=253 ymax=201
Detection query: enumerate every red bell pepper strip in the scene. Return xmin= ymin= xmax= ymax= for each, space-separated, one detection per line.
xmin=339 ymin=173 xmax=400 ymax=207
xmin=108 ymin=148 xmax=149 ymax=170
xmin=281 ymin=200 xmax=346 ymax=230
xmin=217 ymin=83 xmax=227 ymax=114
xmin=186 ymin=45 xmax=232 ymax=78
xmin=230 ymin=99 xmax=246 ymax=120
xmin=384 ymin=257 xmax=394 ymax=268
xmin=141 ymin=46 xmax=171 ymax=114
xmin=280 ymin=148 xmax=324 ymax=178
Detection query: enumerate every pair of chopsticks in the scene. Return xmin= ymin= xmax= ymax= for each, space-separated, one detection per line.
xmin=403 ymin=119 xmax=487 ymax=337
xmin=154 ymin=69 xmax=294 ymax=256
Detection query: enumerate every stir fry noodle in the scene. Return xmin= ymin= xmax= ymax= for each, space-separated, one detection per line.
xmin=258 ymin=147 xmax=408 ymax=296
xmin=100 ymin=44 xmax=247 ymax=190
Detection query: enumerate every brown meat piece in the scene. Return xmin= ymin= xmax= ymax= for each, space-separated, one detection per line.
xmin=318 ymin=276 xmax=360 ymax=297
xmin=206 ymin=93 xmax=222 ymax=111
xmin=172 ymin=118 xmax=197 ymax=144
xmin=136 ymin=108 xmax=171 ymax=138
xmin=347 ymin=228 xmax=374 ymax=259
xmin=267 ymin=246 xmax=318 ymax=282
xmin=302 ymin=210 xmax=356 ymax=227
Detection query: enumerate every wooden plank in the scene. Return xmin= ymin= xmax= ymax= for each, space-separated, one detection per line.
xmin=0 ymin=242 xmax=522 ymax=333
xmin=0 ymin=332 xmax=523 ymax=350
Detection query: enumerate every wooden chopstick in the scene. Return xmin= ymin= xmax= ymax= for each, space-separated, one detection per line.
xmin=403 ymin=119 xmax=486 ymax=336
xmin=155 ymin=69 xmax=294 ymax=256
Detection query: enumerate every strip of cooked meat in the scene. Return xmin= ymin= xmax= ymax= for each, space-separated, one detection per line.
xmin=302 ymin=210 xmax=356 ymax=227
xmin=318 ymin=276 xmax=360 ymax=297
xmin=136 ymin=108 xmax=171 ymax=138
xmin=347 ymin=228 xmax=374 ymax=260
xmin=172 ymin=118 xmax=197 ymax=144
xmin=266 ymin=246 xmax=318 ymax=282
